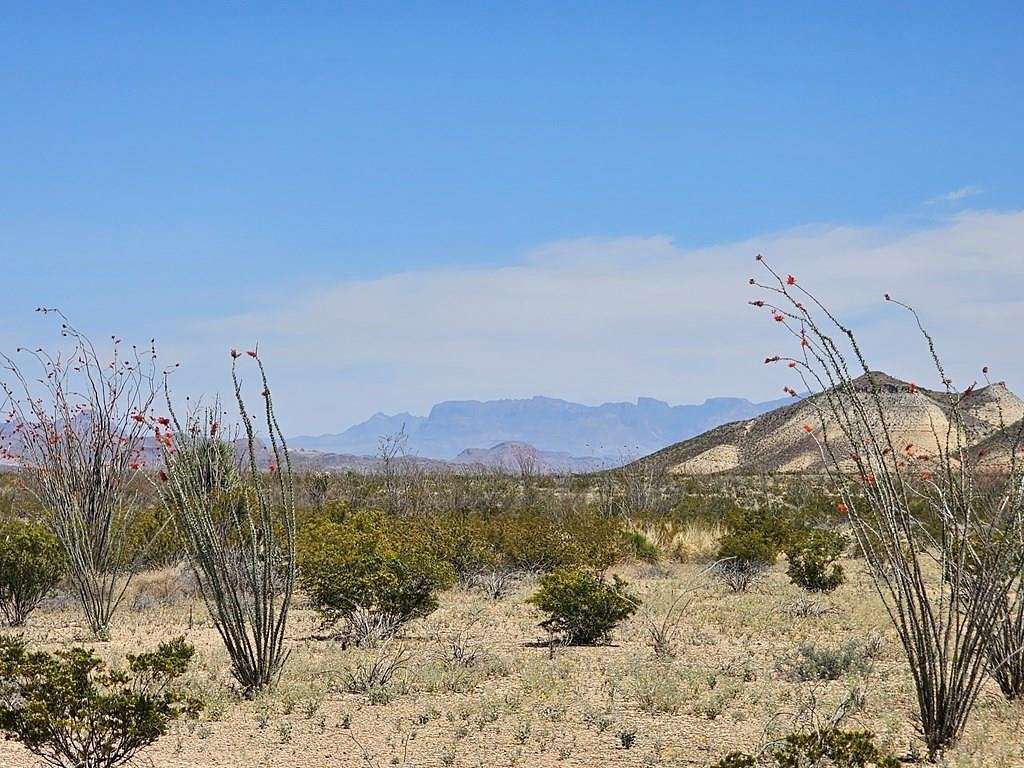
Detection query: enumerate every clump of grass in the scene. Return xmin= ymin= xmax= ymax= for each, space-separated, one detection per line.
xmin=341 ymin=641 xmax=411 ymax=701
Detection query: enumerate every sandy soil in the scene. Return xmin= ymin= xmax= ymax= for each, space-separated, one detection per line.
xmin=2 ymin=561 xmax=1023 ymax=767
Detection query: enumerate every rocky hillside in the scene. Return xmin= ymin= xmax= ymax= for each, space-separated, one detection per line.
xmin=640 ymin=372 xmax=1024 ymax=475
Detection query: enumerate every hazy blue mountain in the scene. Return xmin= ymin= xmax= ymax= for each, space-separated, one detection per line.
xmin=290 ymin=412 xmax=424 ymax=454
xmin=290 ymin=394 xmax=789 ymax=460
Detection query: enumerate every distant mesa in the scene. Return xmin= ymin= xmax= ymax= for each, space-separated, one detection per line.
xmin=289 ymin=393 xmax=789 ymax=464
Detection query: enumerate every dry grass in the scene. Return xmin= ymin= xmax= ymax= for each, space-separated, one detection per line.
xmin=1 ymin=560 xmax=1023 ymax=767
xmin=638 ymin=519 xmax=725 ymax=562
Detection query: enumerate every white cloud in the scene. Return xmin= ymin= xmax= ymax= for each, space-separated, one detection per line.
xmin=926 ymin=186 xmax=984 ymax=204
xmin=166 ymin=211 xmax=1024 ymax=434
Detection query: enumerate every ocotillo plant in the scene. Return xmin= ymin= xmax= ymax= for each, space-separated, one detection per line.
xmin=750 ymin=258 xmax=1024 ymax=758
xmin=0 ymin=310 xmax=159 ymax=639
xmin=159 ymin=349 xmax=295 ymax=696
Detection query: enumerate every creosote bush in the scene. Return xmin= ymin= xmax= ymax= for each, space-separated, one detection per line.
xmin=0 ymin=635 xmax=199 ymax=768
xmin=298 ymin=510 xmax=454 ymax=644
xmin=0 ymin=516 xmax=65 ymax=626
xmin=785 ymin=529 xmax=846 ymax=593
xmin=714 ymin=503 xmax=792 ymax=592
xmin=528 ymin=567 xmax=638 ymax=645
xmin=710 ymin=728 xmax=899 ymax=768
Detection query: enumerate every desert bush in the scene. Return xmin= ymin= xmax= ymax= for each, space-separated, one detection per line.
xmin=621 ymin=528 xmax=660 ymax=564
xmin=777 ymin=595 xmax=834 ymax=619
xmin=710 ymin=728 xmax=899 ymax=768
xmin=722 ymin=503 xmax=792 ymax=557
xmin=528 ymin=567 xmax=638 ymax=645
xmin=0 ymin=516 xmax=65 ymax=626
xmin=785 ymin=529 xmax=846 ymax=593
xmin=487 ymin=509 xmax=624 ymax=572
xmin=776 ymin=635 xmax=883 ymax=682
xmin=298 ymin=510 xmax=453 ymax=643
xmin=714 ymin=503 xmax=791 ymax=592
xmin=160 ymin=353 xmax=296 ymax=696
xmin=714 ymin=531 xmax=773 ymax=592
xmin=0 ymin=635 xmax=199 ymax=768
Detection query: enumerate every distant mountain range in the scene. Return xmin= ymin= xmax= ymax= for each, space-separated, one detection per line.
xmin=639 ymin=372 xmax=1024 ymax=475
xmin=290 ymin=440 xmax=608 ymax=475
xmin=289 ymin=394 xmax=790 ymax=461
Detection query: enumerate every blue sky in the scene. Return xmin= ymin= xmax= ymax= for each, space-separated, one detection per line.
xmin=2 ymin=4 xmax=1022 ymax=432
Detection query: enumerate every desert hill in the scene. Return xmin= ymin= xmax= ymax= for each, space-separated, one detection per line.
xmin=639 ymin=372 xmax=1024 ymax=476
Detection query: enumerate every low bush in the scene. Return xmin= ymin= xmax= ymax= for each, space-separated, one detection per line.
xmin=709 ymin=728 xmax=899 ymax=768
xmin=785 ymin=529 xmax=846 ymax=593
xmin=621 ymin=529 xmax=660 ymax=564
xmin=0 ymin=516 xmax=65 ymax=626
xmin=714 ymin=504 xmax=790 ymax=592
xmin=715 ymin=530 xmax=773 ymax=592
xmin=487 ymin=509 xmax=624 ymax=572
xmin=297 ymin=511 xmax=454 ymax=643
xmin=528 ymin=567 xmax=638 ymax=645
xmin=775 ymin=635 xmax=883 ymax=682
xmin=0 ymin=635 xmax=199 ymax=768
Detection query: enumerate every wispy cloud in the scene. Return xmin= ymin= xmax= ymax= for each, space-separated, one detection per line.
xmin=926 ymin=186 xmax=984 ymax=205
xmin=163 ymin=211 xmax=1024 ymax=433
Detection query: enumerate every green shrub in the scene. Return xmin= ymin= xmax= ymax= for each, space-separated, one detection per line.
xmin=723 ymin=503 xmax=793 ymax=555
xmin=297 ymin=511 xmax=454 ymax=640
xmin=0 ymin=516 xmax=65 ymax=626
xmin=715 ymin=530 xmax=773 ymax=592
xmin=528 ymin=567 xmax=638 ymax=645
xmin=709 ymin=754 xmax=755 ymax=768
xmin=785 ymin=529 xmax=846 ymax=593
xmin=487 ymin=509 xmax=623 ymax=572
xmin=710 ymin=728 xmax=899 ymax=768
xmin=621 ymin=529 xmax=660 ymax=564
xmin=0 ymin=635 xmax=199 ymax=768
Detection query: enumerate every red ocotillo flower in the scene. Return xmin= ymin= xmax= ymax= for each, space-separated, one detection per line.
xmin=836 ymin=502 xmax=849 ymax=514
xmin=802 ymin=424 xmax=813 ymax=434
xmin=786 ymin=274 xmax=796 ymax=286
xmin=773 ymin=313 xmax=785 ymax=322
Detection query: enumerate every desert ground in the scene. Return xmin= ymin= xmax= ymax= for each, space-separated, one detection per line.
xmin=3 ymin=556 xmax=1024 ymax=768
